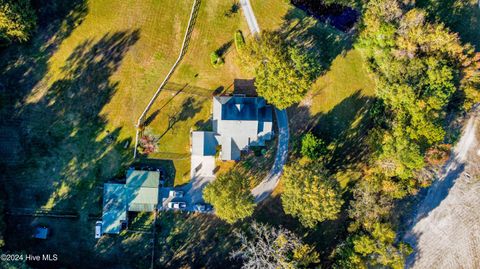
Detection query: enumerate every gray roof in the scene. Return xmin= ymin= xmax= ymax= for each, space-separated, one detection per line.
xmin=212 ymin=96 xmax=273 ymax=160
xmin=191 ymin=131 xmax=217 ymax=156
xmin=102 ymin=183 xmax=127 ymax=234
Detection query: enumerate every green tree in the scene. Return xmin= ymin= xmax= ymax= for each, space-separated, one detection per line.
xmin=243 ymin=31 xmax=321 ymax=109
xmin=0 ymin=0 xmax=36 ymax=45
xmin=231 ymin=222 xmax=320 ymax=268
xmin=333 ymin=224 xmax=412 ymax=269
xmin=203 ymin=171 xmax=255 ymax=224
xmin=281 ymin=163 xmax=343 ymax=228
xmin=301 ymin=132 xmax=326 ymax=159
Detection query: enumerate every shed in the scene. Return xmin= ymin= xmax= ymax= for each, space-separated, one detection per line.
xmin=34 ymin=226 xmax=49 ymax=239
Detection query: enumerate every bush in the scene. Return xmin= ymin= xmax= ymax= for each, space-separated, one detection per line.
xmin=234 ymin=30 xmax=245 ymax=52
xmin=301 ymin=132 xmax=326 ymax=159
xmin=210 ymin=51 xmax=224 ymax=68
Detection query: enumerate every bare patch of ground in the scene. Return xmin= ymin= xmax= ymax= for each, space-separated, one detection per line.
xmin=404 ymin=108 xmax=480 ymax=268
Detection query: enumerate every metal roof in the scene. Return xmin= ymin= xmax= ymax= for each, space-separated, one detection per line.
xmin=102 ymin=183 xmax=127 ymax=234
xmin=127 ymin=186 xmax=159 ymax=212
xmin=126 ymin=170 xmax=160 ymax=188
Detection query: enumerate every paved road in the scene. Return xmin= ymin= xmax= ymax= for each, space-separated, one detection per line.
xmin=252 ymin=109 xmax=289 ymax=203
xmin=240 ymin=0 xmax=260 ymax=35
xmin=404 ymin=107 xmax=480 ymax=268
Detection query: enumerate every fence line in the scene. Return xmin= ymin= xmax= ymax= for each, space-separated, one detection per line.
xmin=134 ymin=0 xmax=200 ymax=158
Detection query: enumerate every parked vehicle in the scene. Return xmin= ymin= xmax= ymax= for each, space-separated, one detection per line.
xmin=169 ymin=190 xmax=184 ymax=198
xmin=95 ymin=221 xmax=103 ymax=239
xmin=194 ymin=203 xmax=213 ymax=213
xmin=168 ymin=201 xmax=186 ymax=209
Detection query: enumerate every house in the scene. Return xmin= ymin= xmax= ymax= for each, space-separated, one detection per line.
xmin=191 ymin=95 xmax=273 ymax=177
xmin=101 ymin=169 xmax=159 ymax=234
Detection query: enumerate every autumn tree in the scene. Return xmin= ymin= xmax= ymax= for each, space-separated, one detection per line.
xmin=231 ymin=221 xmax=320 ymax=268
xmin=332 ymin=223 xmax=412 ymax=269
xmin=281 ymin=163 xmax=343 ymax=228
xmin=0 ymin=0 xmax=36 ymax=45
xmin=242 ymin=31 xmax=321 ymax=109
xmin=203 ymin=171 xmax=255 ymax=224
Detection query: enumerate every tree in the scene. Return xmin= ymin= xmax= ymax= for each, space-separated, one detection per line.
xmin=281 ymin=163 xmax=343 ymax=228
xmin=332 ymin=224 xmax=412 ymax=269
xmin=300 ymin=132 xmax=326 ymax=159
xmin=203 ymin=171 xmax=255 ymax=224
xmin=242 ymin=31 xmax=321 ymax=109
xmin=0 ymin=0 xmax=36 ymax=45
xmin=231 ymin=222 xmax=320 ymax=269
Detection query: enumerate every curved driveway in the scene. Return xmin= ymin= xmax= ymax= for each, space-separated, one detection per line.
xmin=251 ymin=109 xmax=289 ymax=203
xmin=240 ymin=0 xmax=289 ymax=203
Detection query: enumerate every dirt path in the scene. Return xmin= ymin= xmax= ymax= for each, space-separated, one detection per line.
xmin=404 ymin=107 xmax=480 ymax=268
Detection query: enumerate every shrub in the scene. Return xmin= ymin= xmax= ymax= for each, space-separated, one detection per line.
xmin=234 ymin=30 xmax=245 ymax=52
xmin=210 ymin=51 xmax=224 ymax=68
xmin=301 ymin=132 xmax=326 ymax=159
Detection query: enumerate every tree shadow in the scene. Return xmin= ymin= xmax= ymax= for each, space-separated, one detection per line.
xmin=289 ymin=90 xmax=376 ymax=170
xmin=279 ymin=7 xmax=353 ymax=73
xmin=402 ymin=157 xmax=467 ymax=267
xmin=215 ymin=40 xmax=233 ymax=58
xmin=159 ymin=96 xmax=203 ymax=139
xmin=2 ymin=29 xmax=141 ymax=268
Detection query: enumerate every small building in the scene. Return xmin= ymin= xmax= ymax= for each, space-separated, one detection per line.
xmin=33 ymin=226 xmax=49 ymax=239
xmin=191 ymin=95 xmax=273 ymax=178
xmin=101 ymin=169 xmax=160 ymax=235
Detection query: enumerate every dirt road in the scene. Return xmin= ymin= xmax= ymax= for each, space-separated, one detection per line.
xmin=404 ymin=108 xmax=480 ymax=268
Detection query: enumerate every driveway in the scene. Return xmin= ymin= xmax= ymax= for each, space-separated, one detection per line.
xmin=240 ymin=0 xmax=260 ymax=35
xmin=403 ymin=107 xmax=480 ymax=268
xmin=251 ymin=108 xmax=289 ymax=203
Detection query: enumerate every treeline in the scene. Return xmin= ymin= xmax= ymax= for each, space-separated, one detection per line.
xmin=330 ymin=0 xmax=480 ymax=268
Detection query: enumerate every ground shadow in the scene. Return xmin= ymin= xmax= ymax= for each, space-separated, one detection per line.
xmin=280 ymin=7 xmax=353 ymax=73
xmin=2 ymin=28 xmax=141 ymax=268
xmin=232 ymin=78 xmax=256 ymax=96
xmin=159 ymin=96 xmax=203 ymax=139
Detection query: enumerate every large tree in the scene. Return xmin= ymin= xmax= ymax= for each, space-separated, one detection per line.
xmin=231 ymin=222 xmax=320 ymax=269
xmin=203 ymin=171 xmax=255 ymax=224
xmin=281 ymin=162 xmax=343 ymax=228
xmin=243 ymin=31 xmax=320 ymax=109
xmin=0 ymin=0 xmax=36 ymax=45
